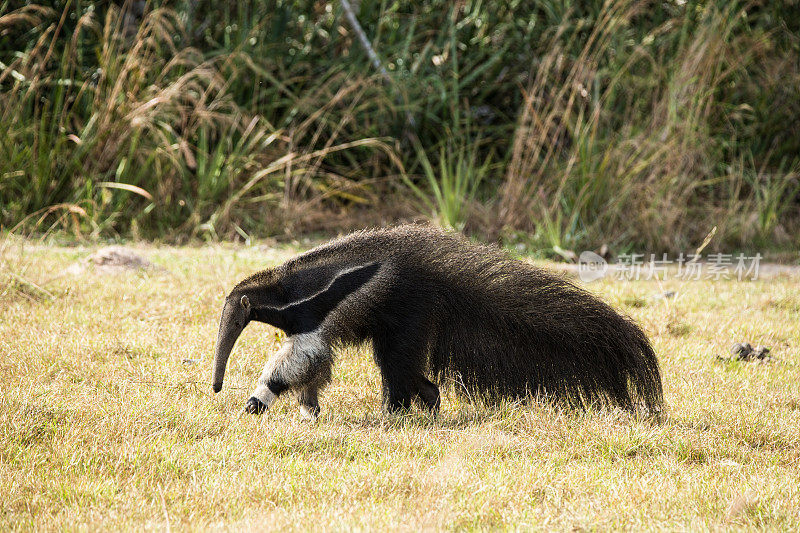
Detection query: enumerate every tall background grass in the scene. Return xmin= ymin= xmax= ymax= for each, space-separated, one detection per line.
xmin=1 ymin=0 xmax=798 ymax=252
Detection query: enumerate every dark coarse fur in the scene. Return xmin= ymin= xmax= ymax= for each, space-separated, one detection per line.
xmin=213 ymin=225 xmax=663 ymax=414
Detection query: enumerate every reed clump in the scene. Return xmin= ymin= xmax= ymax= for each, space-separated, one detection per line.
xmin=1 ymin=1 xmax=797 ymax=251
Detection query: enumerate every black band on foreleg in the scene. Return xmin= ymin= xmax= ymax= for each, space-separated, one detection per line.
xmin=267 ymin=377 xmax=289 ymax=396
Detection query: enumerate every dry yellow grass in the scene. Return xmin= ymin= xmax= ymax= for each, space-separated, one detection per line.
xmin=1 ymin=239 xmax=799 ymax=531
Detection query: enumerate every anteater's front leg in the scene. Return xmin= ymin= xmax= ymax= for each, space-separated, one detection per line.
xmin=245 ymin=332 xmax=331 ymax=415
xmin=295 ymin=384 xmax=321 ymax=421
xmin=294 ymin=358 xmax=332 ymax=420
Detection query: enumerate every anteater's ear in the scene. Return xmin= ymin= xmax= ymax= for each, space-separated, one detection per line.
xmin=240 ymin=294 xmax=251 ymax=310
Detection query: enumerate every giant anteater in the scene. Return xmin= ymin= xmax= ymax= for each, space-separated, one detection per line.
xmin=212 ymin=225 xmax=663 ymax=418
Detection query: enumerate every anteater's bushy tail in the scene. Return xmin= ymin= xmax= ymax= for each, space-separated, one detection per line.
xmin=428 ymin=265 xmax=663 ymax=414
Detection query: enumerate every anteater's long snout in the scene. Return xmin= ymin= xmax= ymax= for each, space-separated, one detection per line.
xmin=212 ymin=301 xmax=243 ymax=393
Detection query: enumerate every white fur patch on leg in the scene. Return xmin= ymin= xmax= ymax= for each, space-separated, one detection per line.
xmin=252 ymin=384 xmax=276 ymax=408
xmin=277 ymin=329 xmax=327 ymax=382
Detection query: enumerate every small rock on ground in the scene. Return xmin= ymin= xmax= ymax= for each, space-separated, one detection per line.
xmin=63 ymin=247 xmax=156 ymax=275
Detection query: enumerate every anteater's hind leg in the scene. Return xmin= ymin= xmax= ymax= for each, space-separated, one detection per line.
xmin=414 ymin=375 xmax=440 ymax=413
xmin=373 ymin=333 xmax=439 ymax=414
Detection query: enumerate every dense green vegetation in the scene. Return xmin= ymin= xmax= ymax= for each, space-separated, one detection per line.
xmin=1 ymin=0 xmax=798 ymax=251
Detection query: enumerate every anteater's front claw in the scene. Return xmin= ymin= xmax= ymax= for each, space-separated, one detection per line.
xmin=244 ymin=396 xmax=267 ymax=415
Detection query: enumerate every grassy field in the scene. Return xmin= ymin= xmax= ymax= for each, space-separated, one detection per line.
xmin=1 ymin=239 xmax=799 ymax=530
